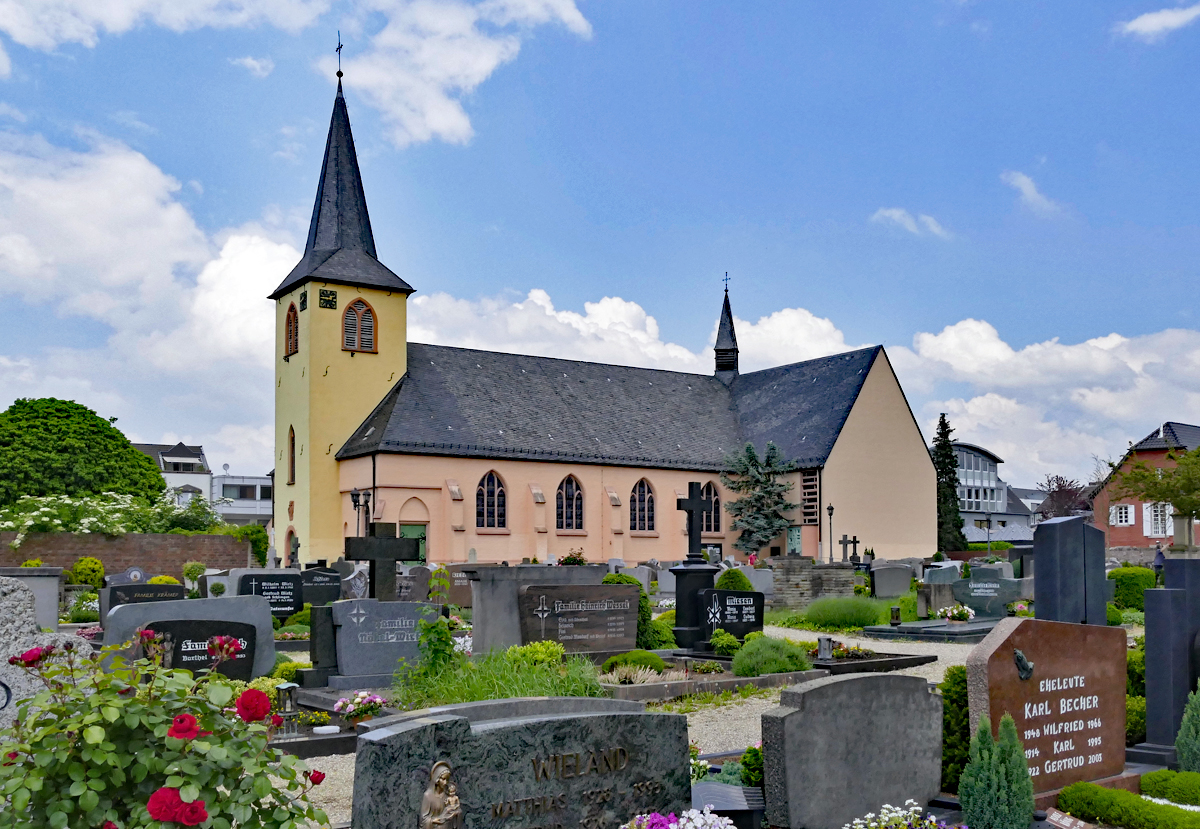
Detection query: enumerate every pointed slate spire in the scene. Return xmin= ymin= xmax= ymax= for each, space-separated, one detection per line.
xmin=715 ymin=287 xmax=739 ymax=379
xmin=269 ymin=75 xmax=413 ymax=300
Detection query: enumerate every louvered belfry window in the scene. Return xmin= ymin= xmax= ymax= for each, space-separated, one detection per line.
xmin=477 ymin=472 xmax=506 ymax=528
xmin=630 ymin=479 xmax=655 ymax=531
xmin=557 ymin=476 xmax=583 ymax=530
xmin=285 ymin=304 xmax=299 ymax=356
xmin=701 ymin=482 xmax=721 ymax=533
xmin=343 ymin=299 xmax=376 ymax=352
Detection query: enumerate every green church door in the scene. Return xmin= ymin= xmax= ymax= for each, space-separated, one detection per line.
xmin=399 ymin=523 xmax=427 ymax=563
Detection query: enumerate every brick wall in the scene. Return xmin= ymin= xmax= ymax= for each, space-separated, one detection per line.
xmin=0 ymin=533 xmax=252 ymax=582
xmin=772 ymin=558 xmax=856 ymax=611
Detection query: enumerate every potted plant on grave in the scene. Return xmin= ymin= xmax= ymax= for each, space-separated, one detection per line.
xmin=334 ymin=690 xmax=387 ymax=728
xmin=937 ymin=604 xmax=975 ymax=625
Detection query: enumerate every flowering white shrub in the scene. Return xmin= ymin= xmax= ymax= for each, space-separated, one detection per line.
xmin=623 ymin=806 xmax=734 ymax=829
xmin=936 ymin=604 xmax=975 ymax=622
xmin=842 ymin=800 xmax=950 ymax=829
xmin=453 ymin=634 xmax=473 ymax=655
xmin=657 ymin=598 xmax=677 ymax=610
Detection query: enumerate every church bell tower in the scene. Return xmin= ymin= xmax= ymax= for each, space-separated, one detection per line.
xmin=269 ymin=73 xmax=414 ymax=565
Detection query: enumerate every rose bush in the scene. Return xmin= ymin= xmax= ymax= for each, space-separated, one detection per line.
xmin=0 ymin=630 xmax=328 ymax=828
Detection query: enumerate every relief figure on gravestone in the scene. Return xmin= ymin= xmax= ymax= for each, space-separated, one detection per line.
xmin=419 ymin=761 xmax=463 ymax=829
xmin=1014 ymin=649 xmax=1035 ymax=681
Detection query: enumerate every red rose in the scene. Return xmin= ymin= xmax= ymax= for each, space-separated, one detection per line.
xmin=17 ymin=647 xmax=43 ymax=666
xmin=175 ymin=800 xmax=209 ymax=826
xmin=308 ymin=770 xmax=326 ymax=786
xmin=270 ymin=714 xmax=283 ymax=727
xmin=139 ymin=629 xmax=157 ymax=643
xmin=234 ymin=688 xmax=271 ymax=723
xmin=103 ymin=822 xmax=119 ymax=829
xmin=147 ymin=787 xmax=184 ymax=821
xmin=168 ymin=713 xmax=200 ymax=740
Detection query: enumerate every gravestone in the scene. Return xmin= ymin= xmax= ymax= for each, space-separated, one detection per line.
xmin=103 ymin=566 xmax=147 ymax=587
xmin=1035 ymin=516 xmax=1109 ymax=626
xmin=746 ymin=567 xmax=774 ymax=597
xmin=396 ymin=565 xmax=432 ymax=602
xmin=0 ymin=566 xmax=63 ymax=630
xmin=152 ymin=619 xmax=257 ymax=680
xmin=952 ymin=574 xmax=1023 ymax=618
xmin=697 ymin=589 xmax=765 ymax=640
xmin=301 ymin=567 xmax=343 ymax=607
xmin=352 ymin=698 xmax=690 ymax=829
xmin=671 ymin=482 xmax=720 ymax=650
xmin=200 ymin=570 xmax=231 ymax=598
xmin=894 ymin=557 xmax=926 ymax=580
xmin=617 ymin=565 xmax=652 ymax=595
xmin=99 ymin=583 xmax=186 ymax=625
xmin=656 ymin=568 xmax=676 ymax=595
xmin=0 ymin=577 xmax=75 ymax=727
xmin=871 ymin=562 xmax=913 ymax=599
xmin=103 ymin=595 xmax=275 ymax=678
xmin=346 ymin=536 xmax=423 ymax=601
xmin=763 ymin=674 xmax=942 ymax=829
xmin=466 ymin=564 xmax=609 ymax=653
xmin=517 ymin=584 xmax=639 ymax=653
xmin=445 ymin=563 xmax=476 ymax=607
xmin=916 ymin=583 xmax=956 ymax=619
xmin=966 ymin=617 xmax=1126 ymax=793
xmin=925 ymin=565 xmax=961 ymax=584
xmin=329 ymin=599 xmax=436 ymax=689
xmin=343 ymin=567 xmax=370 ymax=599
xmin=607 ymin=558 xmax=625 ymax=574
xmin=973 ymin=561 xmax=1015 ymax=581
xmin=232 ymin=568 xmax=303 ymax=618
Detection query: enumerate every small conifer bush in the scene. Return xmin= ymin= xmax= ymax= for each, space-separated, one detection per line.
xmin=959 ymin=712 xmax=1034 ymax=829
xmin=939 ymin=665 xmax=971 ymax=793
xmin=1177 ymin=689 xmax=1200 ymax=771
xmin=714 ymin=568 xmax=754 ymax=592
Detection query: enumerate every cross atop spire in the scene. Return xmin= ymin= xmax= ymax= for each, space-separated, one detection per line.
xmin=714 ymin=282 xmax=738 ymax=382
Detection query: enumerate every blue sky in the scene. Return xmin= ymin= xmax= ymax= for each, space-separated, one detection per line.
xmin=1 ymin=0 xmax=1199 ymax=485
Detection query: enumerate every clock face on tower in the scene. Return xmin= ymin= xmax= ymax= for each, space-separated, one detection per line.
xmin=319 ymin=289 xmax=337 ymax=309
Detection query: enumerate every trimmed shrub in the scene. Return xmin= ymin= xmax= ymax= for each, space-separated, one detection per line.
xmin=286 ymin=603 xmax=312 ymax=628
xmin=709 ymin=760 xmax=743 ymax=785
xmin=1108 ymin=566 xmax=1157 ymax=611
xmin=1180 ymin=689 xmax=1200 ymax=772
xmin=940 ymin=665 xmax=971 ymax=794
xmin=802 ymin=596 xmax=880 ymax=630
xmin=1106 ymin=602 xmax=1123 ymax=626
xmin=276 ymin=624 xmax=310 ymax=636
xmin=272 ymin=661 xmax=302 ymax=682
xmin=644 ymin=618 xmax=676 ymax=649
xmin=603 ymin=574 xmax=656 ymax=650
xmin=740 ymin=745 xmax=763 ymax=788
xmin=710 ymin=628 xmax=741 ymax=657
xmin=1143 ymin=769 xmax=1200 ymax=806
xmin=744 ymin=631 xmax=764 ymax=644
xmin=731 ymin=636 xmax=811 ymax=677
xmin=600 ymin=649 xmax=666 ymax=674
xmin=1059 ymin=780 xmax=1200 ymax=829
xmin=182 ymin=560 xmax=206 ymax=586
xmin=507 ymin=641 xmax=566 ymax=668
xmin=210 ymin=582 xmax=227 ymax=596
xmin=272 ymin=615 xmax=282 ymax=631
xmin=655 ymin=609 xmax=676 ymax=626
xmin=714 ymin=568 xmax=754 ymax=592
xmin=959 ymin=713 xmax=1034 ymax=829
xmin=966 ymin=542 xmax=1014 ymax=551
xmin=72 ymin=556 xmax=105 ymax=589
xmin=19 ymin=558 xmax=43 ymax=567
xmin=1129 ymin=647 xmax=1146 ymax=696
xmin=147 ymin=575 xmax=180 ymax=585
xmin=1128 ymin=695 xmax=1147 ymax=746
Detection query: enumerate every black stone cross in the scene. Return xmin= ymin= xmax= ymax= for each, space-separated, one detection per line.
xmin=838 ymin=535 xmax=852 ymax=561
xmin=677 ymin=482 xmax=713 ymax=563
xmin=344 ymin=537 xmax=422 ymax=601
xmin=850 ymin=536 xmax=860 ymax=557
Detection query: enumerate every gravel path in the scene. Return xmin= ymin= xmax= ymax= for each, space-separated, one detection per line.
xmin=295 ymin=753 xmax=355 ymax=826
xmin=764 ymin=625 xmax=974 ymax=684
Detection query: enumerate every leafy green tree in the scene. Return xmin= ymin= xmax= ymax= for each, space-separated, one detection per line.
xmin=932 ymin=413 xmax=968 ymax=553
xmin=1112 ymin=446 xmax=1200 ymax=521
xmin=959 ymin=712 xmax=1035 ymax=829
xmin=720 ymin=442 xmax=798 ymax=555
xmin=0 ymin=398 xmax=164 ymax=507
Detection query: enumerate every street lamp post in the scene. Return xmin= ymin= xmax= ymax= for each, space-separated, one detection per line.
xmin=826 ymin=504 xmax=835 ymax=565
xmin=350 ymin=488 xmax=361 ymax=537
xmin=986 ymin=512 xmax=993 ymax=553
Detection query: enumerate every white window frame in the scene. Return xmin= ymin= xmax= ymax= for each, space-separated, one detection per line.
xmin=1109 ymin=504 xmax=1135 ymax=528
xmin=1143 ymin=502 xmax=1172 ymax=538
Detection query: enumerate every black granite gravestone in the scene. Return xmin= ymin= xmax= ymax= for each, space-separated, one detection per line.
xmin=517 ymin=584 xmax=639 ymax=652
xmin=951 ymin=575 xmax=1023 ymax=618
xmin=396 ymin=565 xmax=431 ymax=602
xmin=155 ymin=619 xmax=256 ymax=680
xmin=301 ymin=567 xmax=342 ymax=607
xmin=1034 ymin=515 xmax=1109 ymax=625
xmin=697 ymin=589 xmax=765 ymax=640
xmin=237 ymin=572 xmax=303 ymax=617
xmin=671 ymin=481 xmax=719 ymax=650
xmin=103 ymin=566 xmax=148 ymax=588
xmin=345 ymin=537 xmax=422 ymax=601
xmin=99 ymin=583 xmax=186 ymax=625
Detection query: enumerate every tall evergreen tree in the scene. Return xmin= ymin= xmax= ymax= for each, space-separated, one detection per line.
xmin=721 ymin=442 xmax=798 ymax=555
xmin=932 ymin=413 xmax=969 ymax=553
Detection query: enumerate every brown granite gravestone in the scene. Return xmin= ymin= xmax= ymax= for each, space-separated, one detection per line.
xmin=444 ymin=563 xmax=476 ymax=607
xmin=517 ymin=584 xmax=638 ymax=653
xmin=966 ymin=617 xmax=1126 ymax=794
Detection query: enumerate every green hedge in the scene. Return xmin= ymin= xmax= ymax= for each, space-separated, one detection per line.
xmin=1107 ymin=602 xmax=1124 ymax=626
xmin=601 ymin=650 xmax=665 ymax=674
xmin=1108 ymin=567 xmax=1157 ymax=611
xmin=603 ymin=574 xmax=655 ymax=650
xmin=1143 ymin=770 xmax=1200 ymax=806
xmin=802 ymin=597 xmax=880 ymax=629
xmin=1128 ymin=695 xmax=1147 ymax=746
xmin=1058 ymin=781 xmax=1200 ymax=829
xmin=730 ymin=636 xmax=810 ymax=677
xmin=1129 ymin=648 xmax=1146 ymax=696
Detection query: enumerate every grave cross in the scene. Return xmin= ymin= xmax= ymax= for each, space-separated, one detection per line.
xmin=850 ymin=536 xmax=860 ymax=557
xmin=345 ymin=537 xmax=422 ymax=601
xmin=677 ymin=482 xmax=713 ymax=563
xmin=838 ymin=535 xmax=852 ymax=561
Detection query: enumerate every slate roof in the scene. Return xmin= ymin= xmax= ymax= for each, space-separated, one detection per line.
xmin=1132 ymin=422 xmax=1200 ymax=453
xmin=132 ymin=443 xmax=207 ymax=471
xmin=338 ymin=343 xmax=884 ymax=471
xmin=269 ymin=81 xmax=413 ymax=301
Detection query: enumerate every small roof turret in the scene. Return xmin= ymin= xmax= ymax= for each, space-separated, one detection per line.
xmin=714 ymin=287 xmax=738 ymax=380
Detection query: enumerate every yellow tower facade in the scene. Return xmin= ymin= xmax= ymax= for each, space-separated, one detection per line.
xmin=270 ymin=77 xmax=414 ymax=565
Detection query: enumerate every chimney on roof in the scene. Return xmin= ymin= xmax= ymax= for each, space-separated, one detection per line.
xmin=715 ymin=286 xmax=738 ymax=385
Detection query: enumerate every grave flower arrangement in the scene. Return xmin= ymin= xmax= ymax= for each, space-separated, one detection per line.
xmin=808 ymin=642 xmax=877 ymax=661
xmin=0 ymin=631 xmax=328 ymax=828
xmin=937 ymin=604 xmax=975 ymax=622
xmin=623 ymin=806 xmax=734 ymax=829
xmin=841 ymin=800 xmax=952 ymax=829
xmin=334 ymin=691 xmax=387 ymax=723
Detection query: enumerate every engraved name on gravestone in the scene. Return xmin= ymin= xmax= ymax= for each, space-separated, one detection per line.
xmin=236 ymin=571 xmax=303 ymax=617
xmin=445 ymin=563 xmax=476 ymax=607
xmin=396 ymin=565 xmax=432 ymax=602
xmin=518 ymin=584 xmax=638 ymax=653
xmin=697 ymin=589 xmax=765 ymax=640
xmin=952 ymin=574 xmax=1023 ymax=618
xmin=99 ymin=583 xmax=186 ymax=625
xmin=301 ymin=567 xmax=342 ymax=607
xmin=966 ymin=617 xmax=1126 ymax=794
xmin=331 ymin=599 xmax=434 ymax=679
xmin=153 ymin=619 xmax=257 ymax=682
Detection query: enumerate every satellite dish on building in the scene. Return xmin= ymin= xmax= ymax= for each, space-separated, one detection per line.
xmin=223 ymin=464 xmax=230 ymax=474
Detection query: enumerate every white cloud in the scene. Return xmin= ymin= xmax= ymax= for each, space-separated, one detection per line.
xmin=326 ymin=0 xmax=592 ymax=146
xmin=870 ymin=207 xmax=952 ymax=239
xmin=109 ymin=110 xmax=156 ymax=133
xmin=1000 ymin=170 xmax=1062 ymax=216
xmin=1116 ymin=2 xmax=1200 ymax=42
xmin=230 ymin=56 xmax=275 ymax=77
xmin=0 ymin=102 xmax=26 ymax=122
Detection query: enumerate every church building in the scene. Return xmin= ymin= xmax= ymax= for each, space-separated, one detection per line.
xmin=271 ymin=79 xmax=937 ymax=567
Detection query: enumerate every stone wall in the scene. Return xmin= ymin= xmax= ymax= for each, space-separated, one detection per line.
xmin=0 ymin=533 xmax=252 ymax=582
xmin=1106 ymin=545 xmax=1158 ymax=567
xmin=772 ymin=558 xmax=855 ymax=611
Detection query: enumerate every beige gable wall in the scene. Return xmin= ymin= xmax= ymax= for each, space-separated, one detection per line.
xmin=821 ymin=349 xmax=936 ymax=560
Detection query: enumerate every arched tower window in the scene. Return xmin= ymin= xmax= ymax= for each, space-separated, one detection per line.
xmin=343 ymin=299 xmax=376 ymax=352
xmin=630 ymin=479 xmax=655 ymax=531
xmin=287 ymin=427 xmax=296 ymax=485
xmin=285 ymin=304 xmax=299 ymax=357
xmin=557 ymin=476 xmax=583 ymax=530
xmin=702 ymin=482 xmax=721 ymax=533
xmin=476 ymin=472 xmax=506 ymax=528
